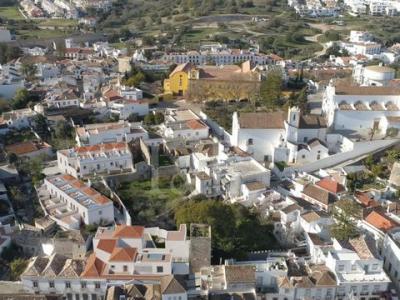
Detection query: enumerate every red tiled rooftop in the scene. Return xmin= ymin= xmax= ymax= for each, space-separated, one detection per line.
xmin=316 ymin=178 xmax=345 ymax=194
xmin=112 ymin=225 xmax=144 ymax=239
xmin=365 ymin=210 xmax=398 ymax=232
xmin=97 ymin=239 xmax=117 ymax=253
xmin=355 ymin=192 xmax=380 ymax=208
xmin=109 ymin=247 xmax=137 ymax=262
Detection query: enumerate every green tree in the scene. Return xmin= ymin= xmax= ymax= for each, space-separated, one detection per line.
xmin=175 ymin=200 xmax=277 ymax=259
xmin=11 ymin=89 xmax=30 ymax=109
xmin=20 ymin=63 xmax=37 ymax=82
xmin=296 ymin=87 xmax=308 ymax=112
xmin=7 ymin=153 xmax=18 ymax=166
xmin=10 ymin=258 xmax=28 ymax=280
xmin=54 ymin=120 xmax=74 ymax=139
xmin=330 ymin=199 xmax=361 ymax=241
xmin=260 ymin=70 xmax=282 ymax=109
xmin=32 ymin=114 xmax=50 ymax=139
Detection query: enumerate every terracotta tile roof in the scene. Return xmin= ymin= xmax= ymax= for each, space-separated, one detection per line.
xmin=170 ymin=63 xmax=193 ymax=77
xmin=81 ymin=253 xmax=106 ymax=277
xmin=5 ymin=141 xmax=51 ymax=156
xmin=298 ymin=115 xmax=327 ymax=129
xmin=316 ymin=178 xmax=345 ymax=194
xmin=301 ymin=211 xmax=323 ymax=223
xmin=355 ymin=192 xmax=380 ymax=208
xmin=113 ymin=225 xmax=144 ymax=239
xmin=103 ymin=88 xmax=122 ymax=101
xmin=238 ymin=111 xmax=286 ymax=129
xmin=303 ymin=184 xmax=337 ymax=206
xmin=335 ymin=83 xmax=400 ymax=96
xmin=74 ymin=142 xmax=127 ymax=154
xmin=161 ymin=275 xmax=186 ymax=294
xmin=365 ymin=210 xmax=399 ymax=232
xmin=185 ymin=119 xmax=208 ymax=130
xmin=339 ymin=235 xmax=378 ymax=259
xmin=309 ymin=266 xmax=336 ymax=286
xmin=224 ymin=265 xmax=256 ymax=284
xmin=97 ymin=239 xmax=117 ymax=253
xmin=109 ymin=247 xmax=138 ymax=262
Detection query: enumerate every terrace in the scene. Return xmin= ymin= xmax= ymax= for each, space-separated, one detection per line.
xmin=37 ymin=185 xmax=80 ymax=230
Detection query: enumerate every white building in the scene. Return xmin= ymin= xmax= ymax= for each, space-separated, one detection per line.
xmin=40 ymin=174 xmax=115 ymax=230
xmin=109 ymin=99 xmax=149 ymax=119
xmin=45 ymin=89 xmax=80 ymax=108
xmin=353 ymin=65 xmax=395 ymax=87
xmin=322 ymin=80 xmax=400 ymax=135
xmin=21 ymin=224 xmax=191 ymax=298
xmin=326 ymin=236 xmax=391 ymax=298
xmin=382 ymin=228 xmax=400 ymax=294
xmin=231 ymin=111 xmax=287 ymax=162
xmin=163 ymin=45 xmax=270 ymax=66
xmin=75 ymin=121 xmax=149 ymax=146
xmin=0 ymin=108 xmax=37 ymax=131
xmin=57 ymin=142 xmax=134 ymax=178
xmin=162 ymin=119 xmax=209 ymax=141
xmin=194 ymin=155 xmax=270 ymax=204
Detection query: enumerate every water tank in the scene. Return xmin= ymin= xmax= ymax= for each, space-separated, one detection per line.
xmin=364 ymin=65 xmax=395 ymax=84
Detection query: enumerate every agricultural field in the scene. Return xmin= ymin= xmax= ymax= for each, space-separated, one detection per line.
xmin=0 ymin=6 xmax=24 ymax=20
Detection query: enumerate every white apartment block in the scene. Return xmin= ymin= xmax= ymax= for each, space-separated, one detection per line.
xmin=39 ymin=174 xmax=114 ymax=230
xmin=45 ymin=89 xmax=80 ymax=109
xmin=21 ymin=224 xmax=190 ymax=298
xmin=322 ymin=80 xmax=400 ymax=134
xmin=0 ymin=108 xmax=37 ymax=131
xmin=162 ymin=119 xmax=209 ymax=141
xmin=163 ymin=45 xmax=270 ymax=66
xmin=194 ymin=155 xmax=270 ymax=205
xmin=75 ymin=121 xmax=149 ymax=146
xmin=57 ymin=142 xmax=134 ymax=178
xmin=381 ymin=228 xmax=400 ymax=294
xmin=341 ymin=41 xmax=381 ymax=56
xmin=108 ymin=100 xmax=149 ymax=119
xmin=325 ymin=237 xmax=390 ymax=299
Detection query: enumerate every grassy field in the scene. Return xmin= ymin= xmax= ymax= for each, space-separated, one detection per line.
xmin=17 ymin=29 xmax=73 ymax=39
xmin=35 ymin=19 xmax=78 ymax=27
xmin=116 ymin=178 xmax=189 ymax=228
xmin=0 ymin=6 xmax=24 ymax=20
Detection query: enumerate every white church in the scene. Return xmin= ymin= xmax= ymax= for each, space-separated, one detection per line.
xmin=231 ymin=107 xmax=329 ymax=165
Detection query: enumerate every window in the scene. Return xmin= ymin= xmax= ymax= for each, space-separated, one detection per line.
xmin=123 ymin=265 xmax=128 ymax=272
xmin=49 ymin=281 xmax=55 ymax=288
xmin=81 ymin=282 xmax=87 ymax=288
xmin=157 ymin=266 xmax=163 ymax=273
xmin=351 ymin=264 xmax=357 ymax=271
xmin=75 ymin=295 xmax=80 ymax=300
xmin=95 ymin=282 xmax=100 ymax=289
xmin=338 ymin=265 xmax=345 ymax=272
xmin=247 ymin=138 xmax=253 ymax=145
xmin=98 ymin=210 xmax=102 ymax=215
xmin=302 ymin=155 xmax=306 ymax=159
xmin=111 ymin=265 xmax=115 ymax=269
xmin=66 ymin=281 xmax=71 ymax=288
xmin=33 ymin=281 xmax=38 ymax=288
xmin=303 ymin=137 xmax=308 ymax=142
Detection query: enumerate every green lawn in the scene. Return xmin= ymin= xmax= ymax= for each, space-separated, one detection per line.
xmin=35 ymin=18 xmax=78 ymax=27
xmin=116 ymin=178 xmax=189 ymax=227
xmin=0 ymin=6 xmax=24 ymax=20
xmin=17 ymin=29 xmax=73 ymax=39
